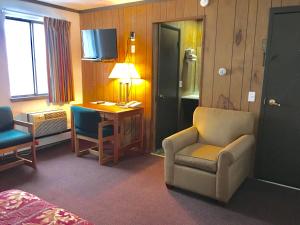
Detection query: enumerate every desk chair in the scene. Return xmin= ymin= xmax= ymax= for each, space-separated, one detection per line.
xmin=0 ymin=106 xmax=36 ymax=172
xmin=71 ymin=106 xmax=115 ymax=165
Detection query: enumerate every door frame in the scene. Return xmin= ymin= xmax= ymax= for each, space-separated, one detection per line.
xmin=151 ymin=16 xmax=205 ymax=152
xmin=255 ymin=6 xmax=300 ymax=178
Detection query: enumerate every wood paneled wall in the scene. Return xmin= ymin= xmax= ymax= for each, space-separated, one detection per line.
xmin=80 ymin=0 xmax=299 ymax=151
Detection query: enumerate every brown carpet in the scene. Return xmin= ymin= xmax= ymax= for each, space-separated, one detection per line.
xmin=0 ymin=142 xmax=299 ymax=225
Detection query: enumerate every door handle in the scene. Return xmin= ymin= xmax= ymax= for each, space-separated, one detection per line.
xmin=268 ymin=99 xmax=281 ymax=107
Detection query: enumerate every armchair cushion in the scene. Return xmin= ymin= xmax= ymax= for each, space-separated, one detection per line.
xmin=0 ymin=107 xmax=14 ymax=132
xmin=0 ymin=129 xmax=33 ymax=149
xmin=175 ymin=143 xmax=223 ymax=173
xmin=76 ymin=125 xmax=114 ymax=139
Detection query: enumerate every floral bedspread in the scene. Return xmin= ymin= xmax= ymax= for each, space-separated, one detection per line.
xmin=0 ymin=189 xmax=93 ymax=225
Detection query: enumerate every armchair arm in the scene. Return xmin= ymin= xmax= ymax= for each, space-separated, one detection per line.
xmin=162 ymin=126 xmax=199 ymax=185
xmin=216 ymin=134 xmax=255 ymax=202
xmin=162 ymin=126 xmax=199 ymax=156
xmin=218 ymin=134 xmax=255 ymax=166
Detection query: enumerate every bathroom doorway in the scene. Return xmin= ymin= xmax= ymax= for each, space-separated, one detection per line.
xmin=153 ymin=19 xmax=204 ymax=155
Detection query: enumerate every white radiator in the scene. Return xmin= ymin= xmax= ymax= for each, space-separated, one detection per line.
xmin=26 ymin=110 xmax=67 ymax=138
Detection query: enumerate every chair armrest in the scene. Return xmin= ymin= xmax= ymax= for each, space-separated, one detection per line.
xmin=99 ymin=120 xmax=114 ymax=127
xmin=218 ymin=134 xmax=255 ymax=165
xmin=162 ymin=126 xmax=199 ymax=156
xmin=216 ymin=134 xmax=255 ymax=202
xmin=163 ymin=126 xmax=199 ymax=185
xmin=14 ymin=120 xmax=34 ymax=133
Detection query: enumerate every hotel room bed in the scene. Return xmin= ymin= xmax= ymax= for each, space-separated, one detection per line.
xmin=0 ymin=189 xmax=93 ymax=225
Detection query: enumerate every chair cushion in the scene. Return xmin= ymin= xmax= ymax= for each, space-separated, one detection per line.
xmin=76 ymin=125 xmax=114 ymax=139
xmin=71 ymin=106 xmax=101 ymax=134
xmin=193 ymin=107 xmax=255 ymax=147
xmin=0 ymin=106 xmax=14 ymax=132
xmin=175 ymin=143 xmax=223 ymax=173
xmin=0 ymin=129 xmax=33 ymax=149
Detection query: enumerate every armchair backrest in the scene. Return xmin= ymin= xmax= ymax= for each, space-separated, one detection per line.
xmin=0 ymin=106 xmax=14 ymax=132
xmin=193 ymin=107 xmax=255 ymax=147
xmin=71 ymin=106 xmax=101 ymax=134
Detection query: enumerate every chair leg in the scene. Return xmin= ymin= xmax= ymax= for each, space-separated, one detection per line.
xmin=74 ymin=136 xmax=80 ymax=157
xmin=31 ymin=143 xmax=37 ymax=169
xmin=98 ymin=139 xmax=104 ymax=165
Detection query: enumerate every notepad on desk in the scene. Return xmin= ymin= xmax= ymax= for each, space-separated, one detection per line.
xmin=90 ymin=101 xmax=116 ymax=106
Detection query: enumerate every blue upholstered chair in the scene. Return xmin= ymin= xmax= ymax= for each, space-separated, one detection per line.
xmin=71 ymin=106 xmax=115 ymax=165
xmin=0 ymin=106 xmax=36 ymax=171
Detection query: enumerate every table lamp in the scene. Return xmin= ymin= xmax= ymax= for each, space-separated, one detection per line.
xmin=109 ymin=63 xmax=140 ymax=105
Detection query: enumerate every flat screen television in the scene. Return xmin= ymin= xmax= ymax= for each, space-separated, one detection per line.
xmin=81 ymin=28 xmax=118 ymax=61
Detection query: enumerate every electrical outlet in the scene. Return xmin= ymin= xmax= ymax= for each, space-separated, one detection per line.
xmin=248 ymin=91 xmax=256 ymax=102
xmin=131 ymin=45 xmax=136 ymax=53
xmin=179 ymin=81 xmax=183 ymax=88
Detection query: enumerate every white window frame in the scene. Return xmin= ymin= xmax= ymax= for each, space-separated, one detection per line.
xmin=5 ymin=15 xmax=48 ymax=101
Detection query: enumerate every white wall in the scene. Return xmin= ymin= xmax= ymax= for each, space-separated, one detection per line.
xmin=0 ymin=0 xmax=82 ymax=120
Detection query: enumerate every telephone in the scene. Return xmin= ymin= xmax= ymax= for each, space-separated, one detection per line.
xmin=124 ymin=101 xmax=142 ymax=108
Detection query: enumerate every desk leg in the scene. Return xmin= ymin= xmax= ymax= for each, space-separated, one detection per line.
xmin=113 ymin=115 xmax=120 ymax=164
xmin=71 ymin=111 xmax=75 ymax=152
xmin=140 ymin=110 xmax=144 ymax=153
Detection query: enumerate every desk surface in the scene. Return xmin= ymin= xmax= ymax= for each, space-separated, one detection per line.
xmin=73 ymin=103 xmax=142 ymax=114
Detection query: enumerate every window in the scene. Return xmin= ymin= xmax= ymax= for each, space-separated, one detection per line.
xmin=4 ymin=17 xmax=48 ymax=99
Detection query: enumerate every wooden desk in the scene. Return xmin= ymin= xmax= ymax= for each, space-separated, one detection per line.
xmin=71 ymin=103 xmax=144 ymax=163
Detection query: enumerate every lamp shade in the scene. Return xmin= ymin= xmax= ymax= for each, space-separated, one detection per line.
xmin=109 ymin=63 xmax=140 ymax=82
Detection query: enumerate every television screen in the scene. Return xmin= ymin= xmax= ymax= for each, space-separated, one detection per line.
xmin=81 ymin=28 xmax=118 ymax=61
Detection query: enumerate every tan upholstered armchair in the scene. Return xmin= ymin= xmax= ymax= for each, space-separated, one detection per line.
xmin=163 ymin=107 xmax=255 ymax=203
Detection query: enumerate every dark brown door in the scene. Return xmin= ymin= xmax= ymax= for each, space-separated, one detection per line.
xmin=156 ymin=24 xmax=180 ymax=149
xmin=256 ymin=7 xmax=300 ymax=188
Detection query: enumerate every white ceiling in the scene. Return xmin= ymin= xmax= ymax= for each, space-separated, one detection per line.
xmin=37 ymin=0 xmax=144 ymax=11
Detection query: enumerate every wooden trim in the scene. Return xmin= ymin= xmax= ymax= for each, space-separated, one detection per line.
xmin=199 ymin=16 xmax=207 ymax=106
xmin=271 ymin=5 xmax=300 ymax=13
xmin=152 ymin=15 xmax=205 ymax=24
xmin=79 ymin=0 xmax=165 ymax=14
xmin=20 ymin=0 xmax=79 ymax=13
xmin=152 ymin=23 xmax=159 ymax=152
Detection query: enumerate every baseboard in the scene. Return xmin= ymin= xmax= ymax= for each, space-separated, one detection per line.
xmin=150 ymin=152 xmax=165 ymax=158
xmin=258 ymin=179 xmax=300 ymax=191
